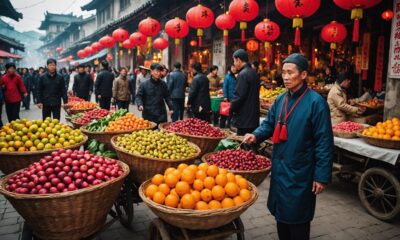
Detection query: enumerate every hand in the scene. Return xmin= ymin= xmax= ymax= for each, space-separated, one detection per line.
xmin=89 ymin=91 xmax=92 ymax=96
xmin=138 ymin=106 xmax=144 ymax=111
xmin=67 ymin=90 xmax=73 ymax=96
xmin=97 ymin=95 xmax=101 ymax=99
xmin=37 ymin=103 xmax=43 ymax=109
xmin=349 ymin=99 xmax=355 ymax=106
xmin=312 ymin=181 xmax=326 ymax=195
xmin=223 ymin=98 xmax=228 ymax=102
xmin=357 ymin=107 xmax=366 ymax=115
xmin=243 ymin=134 xmax=257 ymax=144
xmin=111 ymin=98 xmax=116 ymax=103
xmin=168 ymin=110 xmax=173 ymax=115
xmin=24 ymin=93 xmax=28 ymax=97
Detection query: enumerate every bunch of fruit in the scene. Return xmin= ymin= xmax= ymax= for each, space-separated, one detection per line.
xmin=4 ymin=149 xmax=124 ymax=194
xmin=166 ymin=118 xmax=225 ymax=138
xmin=0 ymin=118 xmax=85 ymax=152
xmin=68 ymin=96 xmax=84 ymax=102
xmin=105 ymin=113 xmax=152 ymax=132
xmin=205 ymin=149 xmax=271 ymax=171
xmin=66 ymin=101 xmax=97 ymax=111
xmin=87 ymin=139 xmax=117 ymax=158
xmin=115 ymin=130 xmax=198 ymax=160
xmin=358 ymin=99 xmax=384 ymax=108
xmin=73 ymin=109 xmax=110 ymax=125
xmin=332 ymin=121 xmax=364 ymax=132
xmin=259 ymin=86 xmax=286 ymax=99
xmin=86 ymin=109 xmax=127 ymax=132
xmin=145 ymin=163 xmax=253 ymax=210
xmin=362 ymin=118 xmax=400 ymax=140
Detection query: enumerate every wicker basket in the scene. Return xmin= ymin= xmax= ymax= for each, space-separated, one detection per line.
xmin=68 ymin=107 xmax=97 ymax=115
xmin=333 ymin=130 xmax=359 ymax=139
xmin=159 ymin=122 xmax=225 ymax=156
xmin=71 ymin=120 xmax=87 ymax=129
xmin=0 ymin=161 xmax=130 ymax=240
xmin=0 ymin=136 xmax=88 ymax=175
xmin=139 ymin=180 xmax=258 ymax=230
xmin=111 ymin=135 xmax=201 ymax=185
xmin=202 ymin=153 xmax=271 ymax=186
xmin=358 ymin=133 xmax=400 ymax=149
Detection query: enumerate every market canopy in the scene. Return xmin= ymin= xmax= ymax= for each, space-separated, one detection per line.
xmin=70 ymin=49 xmax=107 ymax=65
xmin=0 ymin=49 xmax=22 ymax=59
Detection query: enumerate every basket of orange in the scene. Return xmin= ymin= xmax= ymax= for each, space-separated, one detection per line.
xmin=358 ymin=117 xmax=400 ymax=149
xmin=139 ymin=163 xmax=258 ymax=230
xmin=64 ymin=101 xmax=97 ymax=115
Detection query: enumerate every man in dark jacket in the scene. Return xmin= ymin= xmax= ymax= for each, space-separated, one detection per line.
xmin=128 ymin=68 xmax=137 ymax=105
xmin=187 ymin=62 xmax=211 ymax=122
xmin=168 ymin=62 xmax=187 ymax=122
xmin=95 ymin=61 xmax=114 ymax=110
xmin=136 ymin=63 xmax=173 ymax=124
xmin=21 ymin=68 xmax=31 ymax=110
xmin=29 ymin=68 xmax=38 ymax=104
xmin=73 ymin=64 xmax=93 ymax=101
xmin=230 ymin=49 xmax=260 ymax=136
xmin=37 ymin=59 xmax=67 ymax=120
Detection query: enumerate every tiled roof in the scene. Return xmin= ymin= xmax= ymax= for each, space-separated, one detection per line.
xmin=39 ymin=12 xmax=82 ymax=30
xmin=0 ymin=0 xmax=22 ymax=21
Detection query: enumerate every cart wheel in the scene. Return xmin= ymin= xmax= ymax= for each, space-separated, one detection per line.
xmin=358 ymin=168 xmax=400 ymax=221
xmin=149 ymin=218 xmax=171 ymax=240
xmin=115 ymin=176 xmax=134 ymax=228
xmin=336 ymin=172 xmax=356 ymax=183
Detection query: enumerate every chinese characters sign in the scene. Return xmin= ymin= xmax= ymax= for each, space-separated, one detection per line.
xmin=388 ymin=0 xmax=400 ymax=78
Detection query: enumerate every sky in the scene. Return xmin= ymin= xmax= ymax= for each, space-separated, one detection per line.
xmin=3 ymin=0 xmax=95 ymax=33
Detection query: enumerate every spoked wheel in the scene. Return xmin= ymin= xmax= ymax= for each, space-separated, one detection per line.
xmin=358 ymin=168 xmax=400 ymax=221
xmin=336 ymin=172 xmax=356 ymax=183
xmin=149 ymin=218 xmax=171 ymax=240
xmin=114 ymin=175 xmax=134 ymax=228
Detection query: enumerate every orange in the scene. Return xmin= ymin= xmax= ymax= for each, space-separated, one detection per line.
xmin=239 ymin=189 xmax=252 ymax=202
xmin=226 ymin=173 xmax=236 ymax=183
xmin=158 ymin=183 xmax=170 ymax=195
xmin=236 ymin=178 xmax=249 ymax=190
xmin=177 ymin=163 xmax=189 ymax=172
xmin=175 ymin=181 xmax=191 ymax=197
xmin=187 ymin=164 xmax=198 ymax=173
xmin=219 ymin=168 xmax=228 ymax=175
xmin=164 ymin=174 xmax=179 ymax=188
xmin=383 ymin=134 xmax=391 ymax=140
xmin=392 ymin=136 xmax=400 ymax=140
xmin=221 ymin=198 xmax=235 ymax=208
xmin=152 ymin=192 xmax=166 ymax=205
xmin=145 ymin=184 xmax=158 ymax=198
xmin=235 ymin=175 xmax=243 ymax=181
xmin=165 ymin=194 xmax=179 ymax=208
xmin=200 ymin=189 xmax=213 ymax=202
xmin=195 ymin=201 xmax=209 ymax=210
xmin=203 ymin=177 xmax=216 ymax=190
xmin=181 ymin=168 xmax=195 ymax=184
xmin=164 ymin=167 xmax=176 ymax=176
xmin=151 ymin=174 xmax=164 ymax=186
xmin=385 ymin=129 xmax=394 ymax=136
xmin=195 ymin=170 xmax=207 ymax=181
xmin=193 ymin=179 xmax=204 ymax=191
xmin=198 ymin=162 xmax=209 ymax=172
xmin=212 ymin=185 xmax=226 ymax=201
xmin=225 ymin=182 xmax=240 ymax=197
xmin=191 ymin=190 xmax=201 ymax=202
xmin=233 ymin=196 xmax=244 ymax=206
xmin=215 ymin=174 xmax=228 ymax=187
xmin=180 ymin=194 xmax=196 ymax=209
xmin=170 ymin=189 xmax=179 ymax=198
xmin=172 ymin=170 xmax=182 ymax=179
xmin=208 ymin=200 xmax=222 ymax=209
xmin=207 ymin=165 xmax=219 ymax=177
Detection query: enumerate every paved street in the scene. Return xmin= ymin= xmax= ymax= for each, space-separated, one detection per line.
xmin=0 ymin=105 xmax=400 ymax=240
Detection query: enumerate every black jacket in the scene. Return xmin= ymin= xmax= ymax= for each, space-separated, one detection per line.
xmin=95 ymin=70 xmax=114 ymax=98
xmin=73 ymin=72 xmax=93 ymax=99
xmin=230 ymin=65 xmax=260 ymax=128
xmin=188 ymin=72 xmax=211 ymax=114
xmin=37 ymin=72 xmax=67 ymax=106
xmin=136 ymin=78 xmax=173 ymax=124
xmin=129 ymin=73 xmax=136 ymax=97
xmin=167 ymin=69 xmax=187 ymax=99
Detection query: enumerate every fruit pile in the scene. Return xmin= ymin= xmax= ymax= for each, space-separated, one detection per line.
xmin=332 ymin=121 xmax=364 ymax=132
xmin=205 ymin=149 xmax=271 ymax=171
xmin=115 ymin=130 xmax=198 ymax=160
xmin=0 ymin=118 xmax=85 ymax=152
xmin=165 ymin=118 xmax=224 ymax=138
xmin=259 ymin=86 xmax=286 ymax=99
xmin=4 ymin=149 xmax=124 ymax=194
xmin=145 ymin=163 xmax=253 ymax=210
xmin=73 ymin=109 xmax=110 ymax=125
xmin=66 ymin=101 xmax=97 ymax=111
xmin=86 ymin=109 xmax=127 ymax=132
xmin=68 ymin=96 xmax=84 ymax=102
xmin=362 ymin=118 xmax=400 ymax=140
xmin=358 ymin=98 xmax=384 ymax=108
xmin=105 ymin=113 xmax=152 ymax=132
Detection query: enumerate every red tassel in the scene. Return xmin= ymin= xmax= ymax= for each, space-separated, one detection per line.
xmin=241 ymin=30 xmax=245 ymax=42
xmin=353 ymin=19 xmax=360 ymax=42
xmin=175 ymin=45 xmax=179 ymax=57
xmin=199 ymin=36 xmax=202 ymax=47
xmin=224 ymin=35 xmax=228 ymax=46
xmin=294 ymin=27 xmax=301 ymax=46
xmin=279 ymin=124 xmax=288 ymax=141
xmin=330 ymin=49 xmax=334 ymax=66
xmin=272 ymin=123 xmax=281 ymax=144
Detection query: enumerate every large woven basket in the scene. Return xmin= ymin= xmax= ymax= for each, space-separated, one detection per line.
xmin=111 ymin=135 xmax=201 ymax=185
xmin=333 ymin=130 xmax=359 ymax=139
xmin=159 ymin=122 xmax=225 ymax=156
xmin=202 ymin=153 xmax=271 ymax=186
xmin=139 ymin=180 xmax=258 ymax=230
xmin=0 ymin=136 xmax=88 ymax=175
xmin=71 ymin=120 xmax=87 ymax=129
xmin=0 ymin=161 xmax=130 ymax=240
xmin=68 ymin=107 xmax=97 ymax=115
xmin=358 ymin=133 xmax=400 ymax=149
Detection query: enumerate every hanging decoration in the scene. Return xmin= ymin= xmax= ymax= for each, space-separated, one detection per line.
xmin=320 ymin=21 xmax=347 ymax=66
xmin=275 ymin=0 xmax=320 ymax=46
xmin=333 ymin=0 xmax=382 ymax=42
xmin=99 ymin=35 xmax=116 ymax=50
xmin=374 ymin=36 xmax=384 ymax=92
xmin=122 ymin=39 xmax=135 ymax=55
xmin=77 ymin=50 xmax=87 ymax=59
xmin=138 ymin=17 xmax=161 ymax=48
xmin=112 ymin=28 xmax=129 ymax=47
xmin=229 ymin=0 xmax=259 ymax=42
xmin=186 ymin=4 xmax=215 ymax=47
xmin=91 ymin=42 xmax=103 ymax=53
xmin=153 ymin=37 xmax=169 ymax=51
xmin=84 ymin=46 xmax=94 ymax=57
xmin=56 ymin=47 xmax=63 ymax=53
xmin=190 ymin=40 xmax=198 ymax=47
xmin=246 ymin=40 xmax=259 ymax=52
xmin=382 ymin=9 xmax=394 ymax=21
xmin=106 ymin=53 xmax=113 ymax=61
xmin=165 ymin=17 xmax=189 ymax=56
xmin=215 ymin=12 xmax=236 ymax=46
xmin=129 ymin=32 xmax=147 ymax=56
xmin=254 ymin=19 xmax=280 ymax=60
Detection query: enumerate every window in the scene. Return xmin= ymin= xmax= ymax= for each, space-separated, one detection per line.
xmin=120 ymin=0 xmax=131 ymax=11
xmin=97 ymin=3 xmax=113 ymax=27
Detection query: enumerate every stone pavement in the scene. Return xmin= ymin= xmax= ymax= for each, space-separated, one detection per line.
xmin=0 ymin=104 xmax=400 ymax=240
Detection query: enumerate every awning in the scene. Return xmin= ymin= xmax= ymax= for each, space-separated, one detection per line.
xmin=58 ymin=56 xmax=73 ymax=63
xmin=0 ymin=49 xmax=22 ymax=59
xmin=70 ymin=49 xmax=107 ymax=65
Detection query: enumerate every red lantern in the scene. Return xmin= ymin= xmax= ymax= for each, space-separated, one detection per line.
xmin=122 ymin=39 xmax=135 ymax=55
xmin=77 ymin=50 xmax=87 ymax=59
xmin=333 ymin=0 xmax=382 ymax=42
xmin=190 ymin=40 xmax=198 ymax=47
xmin=91 ymin=42 xmax=103 ymax=52
xmin=165 ymin=17 xmax=189 ymax=56
xmin=139 ymin=17 xmax=161 ymax=47
xmin=186 ymin=4 xmax=215 ymax=47
xmin=255 ymin=19 xmax=280 ymax=59
xmin=68 ymin=55 xmax=73 ymax=61
xmin=215 ymin=12 xmax=236 ymax=46
xmin=153 ymin=37 xmax=169 ymax=51
xmin=112 ymin=28 xmax=129 ymax=46
xmin=99 ymin=35 xmax=116 ymax=49
xmin=246 ymin=40 xmax=259 ymax=52
xmin=56 ymin=47 xmax=63 ymax=53
xmin=84 ymin=46 xmax=94 ymax=56
xmin=382 ymin=9 xmax=394 ymax=21
xmin=106 ymin=53 xmax=113 ymax=61
xmin=275 ymin=0 xmax=320 ymax=46
xmin=130 ymin=32 xmax=147 ymax=56
xmin=229 ymin=0 xmax=259 ymax=41
xmin=321 ymin=21 xmax=348 ymax=66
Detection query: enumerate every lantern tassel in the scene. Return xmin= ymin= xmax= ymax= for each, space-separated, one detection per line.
xmin=353 ymin=18 xmax=360 ymax=42
xmin=197 ymin=29 xmax=203 ymax=47
xmin=294 ymin=27 xmax=301 ymax=46
xmin=330 ymin=49 xmax=335 ymax=66
xmin=175 ymin=39 xmax=180 ymax=56
xmin=198 ymin=37 xmax=202 ymax=47
xmin=279 ymin=124 xmax=288 ymax=141
xmin=241 ymin=30 xmax=245 ymax=42
xmin=223 ymin=30 xmax=229 ymax=46
xmin=272 ymin=122 xmax=281 ymax=144
xmin=240 ymin=22 xmax=247 ymax=42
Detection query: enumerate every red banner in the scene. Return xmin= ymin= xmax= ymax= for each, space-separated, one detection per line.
xmin=355 ymin=47 xmax=362 ymax=74
xmin=361 ymin=33 xmax=371 ymax=70
xmin=374 ymin=36 xmax=385 ymax=92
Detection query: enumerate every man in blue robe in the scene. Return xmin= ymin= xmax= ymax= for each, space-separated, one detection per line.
xmin=244 ymin=53 xmax=334 ymax=240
